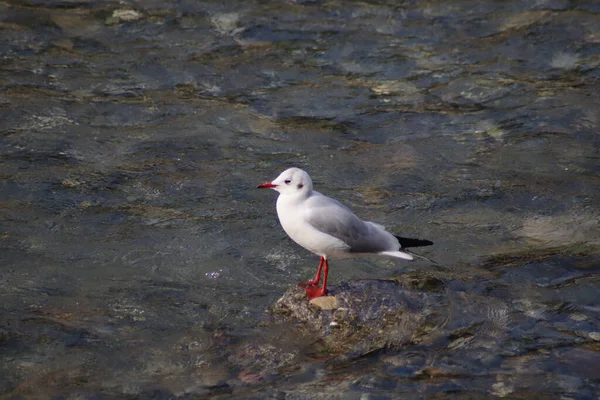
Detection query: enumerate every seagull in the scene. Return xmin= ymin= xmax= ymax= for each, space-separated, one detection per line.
xmin=257 ymin=167 xmax=433 ymax=299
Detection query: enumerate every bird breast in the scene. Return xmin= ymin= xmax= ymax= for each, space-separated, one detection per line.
xmin=276 ymin=195 xmax=350 ymax=258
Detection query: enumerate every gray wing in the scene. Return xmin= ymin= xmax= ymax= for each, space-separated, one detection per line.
xmin=304 ymin=192 xmax=398 ymax=253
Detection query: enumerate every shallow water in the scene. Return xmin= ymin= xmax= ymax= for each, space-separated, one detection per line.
xmin=1 ymin=0 xmax=600 ymax=398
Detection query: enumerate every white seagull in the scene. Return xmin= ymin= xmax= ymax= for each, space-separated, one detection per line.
xmin=257 ymin=167 xmax=433 ymax=299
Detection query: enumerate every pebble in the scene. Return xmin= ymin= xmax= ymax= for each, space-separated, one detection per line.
xmin=106 ymin=10 xmax=143 ymax=25
xmin=309 ymin=296 xmax=339 ymax=310
xmin=589 ymin=332 xmax=600 ymax=341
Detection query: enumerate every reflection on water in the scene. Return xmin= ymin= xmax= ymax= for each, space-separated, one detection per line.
xmin=1 ymin=0 xmax=600 ymax=397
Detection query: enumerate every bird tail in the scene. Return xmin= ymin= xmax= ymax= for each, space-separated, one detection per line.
xmin=395 ymin=236 xmax=433 ymax=248
xmin=380 ymin=251 xmax=414 ymax=260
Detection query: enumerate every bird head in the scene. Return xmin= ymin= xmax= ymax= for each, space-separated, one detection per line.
xmin=257 ymin=167 xmax=313 ymax=195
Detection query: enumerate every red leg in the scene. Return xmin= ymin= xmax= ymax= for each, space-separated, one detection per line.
xmin=305 ymin=259 xmax=329 ymax=300
xmin=297 ymin=257 xmax=324 ymax=288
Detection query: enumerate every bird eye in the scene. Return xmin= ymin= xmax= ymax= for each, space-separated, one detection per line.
xmin=284 ymin=179 xmax=291 ymax=184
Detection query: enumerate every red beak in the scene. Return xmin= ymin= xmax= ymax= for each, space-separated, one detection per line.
xmin=257 ymin=182 xmax=277 ymax=189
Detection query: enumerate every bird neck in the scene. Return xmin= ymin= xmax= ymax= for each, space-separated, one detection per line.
xmin=277 ymin=188 xmax=311 ymax=206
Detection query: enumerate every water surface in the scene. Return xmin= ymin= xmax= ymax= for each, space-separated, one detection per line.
xmin=1 ymin=0 xmax=600 ymax=398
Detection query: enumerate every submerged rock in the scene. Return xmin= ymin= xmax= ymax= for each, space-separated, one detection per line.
xmin=270 ymin=274 xmax=451 ymax=360
xmin=106 ymin=9 xmax=143 ymax=25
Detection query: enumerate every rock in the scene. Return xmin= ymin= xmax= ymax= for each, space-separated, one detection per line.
xmin=53 ymin=39 xmax=74 ymax=51
xmin=106 ymin=9 xmax=143 ymax=25
xmin=309 ymin=296 xmax=339 ymax=310
xmin=519 ymin=213 xmax=600 ymax=247
xmin=270 ymin=275 xmax=449 ymax=360
xmin=589 ymin=332 xmax=600 ymax=341
xmin=269 ymin=268 xmax=519 ymax=362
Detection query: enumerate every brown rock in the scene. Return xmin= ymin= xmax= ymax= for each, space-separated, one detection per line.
xmin=309 ymin=296 xmax=339 ymax=310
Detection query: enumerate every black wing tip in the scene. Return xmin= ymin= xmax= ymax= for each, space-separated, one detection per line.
xmin=395 ymin=236 xmax=434 ymax=248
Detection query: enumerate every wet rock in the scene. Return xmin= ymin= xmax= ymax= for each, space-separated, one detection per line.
xmin=53 ymin=39 xmax=74 ymax=51
xmin=210 ymin=13 xmax=243 ymax=37
xmin=432 ymin=77 xmax=514 ymax=106
xmin=519 ymin=213 xmax=600 ymax=247
xmin=106 ymin=9 xmax=143 ymax=25
xmin=50 ymin=14 xmax=95 ymax=34
xmin=499 ymin=11 xmax=550 ymax=32
xmin=271 ymin=276 xmax=448 ymax=359
xmin=308 ymin=296 xmax=339 ymax=310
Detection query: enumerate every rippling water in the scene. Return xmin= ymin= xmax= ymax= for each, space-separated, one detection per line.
xmin=1 ymin=0 xmax=599 ymax=398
